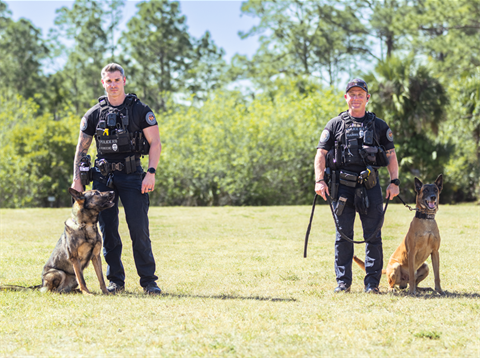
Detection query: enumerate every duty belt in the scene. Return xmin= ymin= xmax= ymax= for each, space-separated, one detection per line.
xmin=95 ymin=156 xmax=141 ymax=175
xmin=110 ymin=162 xmax=126 ymax=172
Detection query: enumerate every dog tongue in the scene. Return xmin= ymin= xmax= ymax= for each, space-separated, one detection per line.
xmin=427 ymin=201 xmax=436 ymax=209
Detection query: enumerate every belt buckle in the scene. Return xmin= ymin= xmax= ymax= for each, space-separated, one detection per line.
xmin=113 ymin=163 xmax=124 ymax=172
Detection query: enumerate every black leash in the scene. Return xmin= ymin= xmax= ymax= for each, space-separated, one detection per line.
xmin=303 ymin=193 xmax=389 ymax=258
xmin=303 ymin=194 xmax=319 ymax=258
xmin=396 ymin=194 xmax=418 ymax=212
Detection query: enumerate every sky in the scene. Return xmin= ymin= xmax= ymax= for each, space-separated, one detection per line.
xmin=5 ymin=0 xmax=260 ymax=62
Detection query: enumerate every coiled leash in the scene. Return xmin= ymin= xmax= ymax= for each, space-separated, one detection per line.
xmin=303 ymin=193 xmax=389 ymax=258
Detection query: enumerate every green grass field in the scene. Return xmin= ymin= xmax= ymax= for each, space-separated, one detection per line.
xmin=1 ymin=204 xmax=479 ymax=357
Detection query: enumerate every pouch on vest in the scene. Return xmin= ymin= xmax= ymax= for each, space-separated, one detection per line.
xmin=326 ymin=149 xmax=336 ymax=170
xmin=344 ymin=139 xmax=363 ymax=166
xmin=375 ymin=146 xmax=389 ymax=167
xmin=134 ymin=131 xmax=150 ymax=155
xmin=354 ymin=187 xmax=369 ymax=215
xmin=339 ymin=170 xmax=358 ymax=187
xmin=360 ymin=145 xmax=378 ymax=166
xmin=97 ymin=131 xmax=131 ymax=154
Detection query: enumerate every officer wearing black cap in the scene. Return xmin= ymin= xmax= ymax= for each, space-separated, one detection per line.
xmin=71 ymin=63 xmax=162 ymax=295
xmin=314 ymin=78 xmax=399 ymax=294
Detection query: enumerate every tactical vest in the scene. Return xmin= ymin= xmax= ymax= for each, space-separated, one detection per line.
xmin=328 ymin=111 xmax=389 ymax=171
xmin=94 ymin=94 xmax=150 ymax=156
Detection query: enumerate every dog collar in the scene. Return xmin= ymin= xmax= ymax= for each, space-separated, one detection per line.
xmin=415 ymin=211 xmax=436 ymax=220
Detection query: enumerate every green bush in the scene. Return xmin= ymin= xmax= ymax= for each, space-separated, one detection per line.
xmin=151 ymin=79 xmax=344 ymax=206
xmin=0 ymin=95 xmax=78 ymax=207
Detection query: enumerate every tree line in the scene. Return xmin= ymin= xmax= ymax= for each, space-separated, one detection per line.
xmin=0 ymin=0 xmax=479 ymax=207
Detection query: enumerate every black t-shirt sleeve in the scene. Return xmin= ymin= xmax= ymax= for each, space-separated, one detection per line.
xmin=80 ymin=106 xmax=100 ymax=137
xmin=375 ymin=118 xmax=395 ymax=150
xmin=317 ymin=118 xmax=339 ymax=150
xmin=135 ymin=102 xmax=158 ymax=130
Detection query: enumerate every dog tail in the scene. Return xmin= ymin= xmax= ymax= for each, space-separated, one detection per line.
xmin=352 ymin=255 xmax=386 ymax=274
xmin=0 ymin=284 xmax=42 ymax=291
xmin=353 ymin=255 xmax=366 ymax=271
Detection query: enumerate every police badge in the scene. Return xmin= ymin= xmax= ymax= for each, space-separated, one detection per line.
xmin=386 ymin=128 xmax=394 ymax=142
xmin=146 ymin=111 xmax=157 ymax=125
xmin=320 ymin=129 xmax=330 ymax=143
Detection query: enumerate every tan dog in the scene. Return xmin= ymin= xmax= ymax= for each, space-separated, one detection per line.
xmin=41 ymin=188 xmax=114 ymax=295
xmin=354 ymin=175 xmax=443 ymax=294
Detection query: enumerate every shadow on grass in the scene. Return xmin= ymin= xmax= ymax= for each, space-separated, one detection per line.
xmin=162 ymin=292 xmax=297 ymax=302
xmin=0 ymin=285 xmax=297 ymax=301
xmin=112 ymin=291 xmax=297 ymax=302
xmin=422 ymin=291 xmax=480 ymax=299
xmin=381 ymin=289 xmax=480 ymax=299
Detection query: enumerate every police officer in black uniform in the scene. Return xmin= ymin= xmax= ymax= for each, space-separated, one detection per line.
xmin=314 ymin=78 xmax=399 ymax=294
xmin=71 ymin=63 xmax=162 ymax=295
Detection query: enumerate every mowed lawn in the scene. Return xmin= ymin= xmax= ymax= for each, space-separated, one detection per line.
xmin=0 ymin=203 xmax=479 ymax=357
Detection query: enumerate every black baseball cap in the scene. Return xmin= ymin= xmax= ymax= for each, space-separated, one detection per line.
xmin=346 ymin=78 xmax=368 ymax=93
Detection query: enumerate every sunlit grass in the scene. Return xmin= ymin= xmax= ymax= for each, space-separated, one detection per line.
xmin=0 ymin=204 xmax=479 ymax=357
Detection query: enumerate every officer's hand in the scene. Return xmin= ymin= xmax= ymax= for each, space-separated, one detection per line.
xmin=386 ymin=184 xmax=399 ymax=200
xmin=142 ymin=172 xmax=156 ymax=194
xmin=315 ymin=181 xmax=329 ymax=201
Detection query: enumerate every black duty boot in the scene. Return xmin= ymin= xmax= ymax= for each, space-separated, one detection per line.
xmin=364 ymin=286 xmax=380 ymax=294
xmin=107 ymin=282 xmax=125 ymax=294
xmin=144 ymin=282 xmax=162 ymax=295
xmin=334 ymin=283 xmax=351 ymax=293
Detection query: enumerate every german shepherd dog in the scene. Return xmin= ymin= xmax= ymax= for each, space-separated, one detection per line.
xmin=41 ymin=188 xmax=114 ymax=295
xmin=354 ymin=175 xmax=444 ymax=294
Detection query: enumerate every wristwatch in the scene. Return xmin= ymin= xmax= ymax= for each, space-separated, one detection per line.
xmin=390 ymin=179 xmax=400 ymax=186
xmin=147 ymin=167 xmax=156 ymax=175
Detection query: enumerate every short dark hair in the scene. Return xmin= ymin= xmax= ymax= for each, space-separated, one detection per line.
xmin=101 ymin=63 xmax=125 ymax=79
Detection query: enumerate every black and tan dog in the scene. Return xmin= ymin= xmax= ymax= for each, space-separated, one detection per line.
xmin=41 ymin=188 xmax=114 ymax=295
xmin=354 ymin=174 xmax=444 ymax=294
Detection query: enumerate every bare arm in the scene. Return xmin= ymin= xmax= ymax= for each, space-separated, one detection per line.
xmin=141 ymin=125 xmax=162 ymax=194
xmin=314 ymin=148 xmax=330 ymax=201
xmin=71 ymin=131 xmax=93 ymax=191
xmin=385 ymin=148 xmax=399 ymax=200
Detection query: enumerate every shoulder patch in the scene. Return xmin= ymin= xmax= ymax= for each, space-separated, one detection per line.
xmin=320 ymin=129 xmax=330 ymax=143
xmin=386 ymin=128 xmax=394 ymax=142
xmin=146 ymin=111 xmax=157 ymax=125
xmin=80 ymin=116 xmax=88 ymax=131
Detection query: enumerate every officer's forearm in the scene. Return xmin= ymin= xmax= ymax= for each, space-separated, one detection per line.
xmin=73 ymin=132 xmax=93 ymax=182
xmin=386 ymin=149 xmax=399 ymax=180
xmin=314 ymin=149 xmax=328 ymax=181
xmin=143 ymin=125 xmax=161 ymax=170
xmin=147 ymin=138 xmax=161 ymax=170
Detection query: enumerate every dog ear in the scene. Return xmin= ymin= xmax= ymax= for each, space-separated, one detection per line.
xmin=68 ymin=188 xmax=85 ymax=201
xmin=435 ymin=174 xmax=443 ymax=192
xmin=414 ymin=177 xmax=423 ymax=193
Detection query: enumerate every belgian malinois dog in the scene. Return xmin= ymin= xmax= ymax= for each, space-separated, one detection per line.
xmin=354 ymin=175 xmax=444 ymax=294
xmin=41 ymin=188 xmax=115 ymax=295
